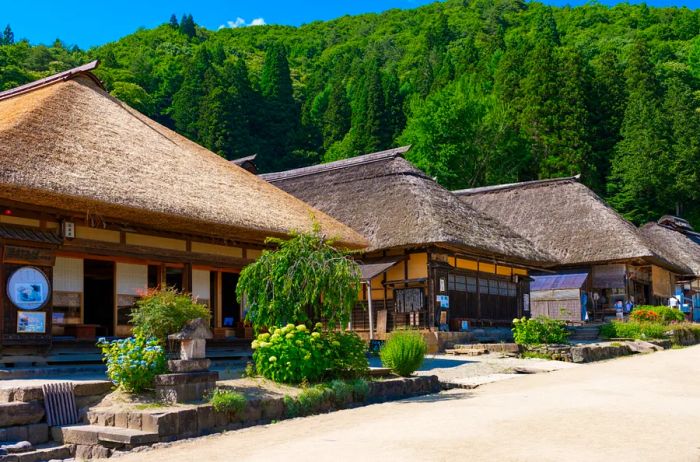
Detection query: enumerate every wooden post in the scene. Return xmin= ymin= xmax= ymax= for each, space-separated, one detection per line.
xmin=366 ymin=282 xmax=374 ymax=341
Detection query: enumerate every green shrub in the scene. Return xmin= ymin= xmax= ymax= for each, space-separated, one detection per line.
xmin=252 ymin=323 xmax=368 ymax=384
xmin=512 ymin=317 xmax=569 ymax=346
xmin=635 ymin=305 xmax=685 ymax=323
xmin=350 ymin=378 xmax=370 ymax=401
xmin=97 ymin=335 xmax=167 ymax=393
xmin=379 ymin=330 xmax=427 ymax=377
xmin=329 ymin=380 xmax=353 ymax=406
xmin=600 ymin=321 xmax=669 ymax=340
xmin=209 ymin=388 xmax=247 ymax=414
xmin=284 ymin=384 xmax=332 ymax=417
xmin=324 ymin=330 xmax=370 ymax=378
xmin=130 ymin=287 xmax=211 ymax=341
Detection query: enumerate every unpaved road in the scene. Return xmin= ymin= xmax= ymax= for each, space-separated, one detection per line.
xmin=117 ymin=346 xmax=700 ymax=462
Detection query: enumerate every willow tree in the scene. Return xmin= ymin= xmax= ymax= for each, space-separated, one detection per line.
xmin=236 ymin=224 xmax=361 ymax=331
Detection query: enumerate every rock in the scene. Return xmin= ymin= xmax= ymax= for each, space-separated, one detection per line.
xmin=0 ymin=402 xmax=44 ymax=427
xmin=127 ymin=412 xmax=142 ymax=430
xmin=141 ymin=411 xmax=179 ymax=436
xmin=625 ymin=341 xmax=663 ymax=354
xmin=168 ymin=359 xmax=211 ymax=373
xmin=261 ymin=398 xmax=285 ymax=421
xmin=1 ymin=441 xmax=32 ymax=453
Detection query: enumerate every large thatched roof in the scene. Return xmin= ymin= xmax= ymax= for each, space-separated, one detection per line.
xmin=639 ymin=223 xmax=700 ymax=277
xmin=261 ymin=148 xmax=554 ymax=265
xmin=455 ymin=177 xmax=682 ymax=271
xmin=0 ymin=62 xmax=366 ymax=248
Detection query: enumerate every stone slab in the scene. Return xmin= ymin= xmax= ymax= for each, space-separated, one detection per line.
xmin=168 ymin=359 xmax=211 ymax=373
xmin=154 ymin=371 xmax=218 ymax=386
xmin=0 ymin=402 xmax=44 ymax=427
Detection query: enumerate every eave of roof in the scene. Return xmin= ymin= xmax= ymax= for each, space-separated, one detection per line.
xmin=453 ymin=174 xmax=581 ymax=197
xmin=261 ymin=146 xmax=411 ymax=183
xmin=0 ymin=60 xmax=103 ymax=102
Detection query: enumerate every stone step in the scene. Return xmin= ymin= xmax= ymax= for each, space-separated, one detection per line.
xmin=53 ymin=424 xmax=159 ymax=448
xmin=445 ymin=348 xmax=487 ymax=356
xmin=0 ymin=402 xmax=44 ymax=428
xmin=0 ymin=443 xmax=72 ymax=462
xmin=0 ymin=423 xmax=48 ymax=445
xmin=0 ymin=380 xmax=111 ymax=403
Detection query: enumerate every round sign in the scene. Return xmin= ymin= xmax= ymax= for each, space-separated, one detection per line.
xmin=7 ymin=266 xmax=50 ymax=310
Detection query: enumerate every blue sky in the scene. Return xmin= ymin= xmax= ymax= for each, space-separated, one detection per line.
xmin=1 ymin=0 xmax=698 ymax=49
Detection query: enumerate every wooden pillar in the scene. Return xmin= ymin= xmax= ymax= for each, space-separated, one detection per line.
xmin=366 ymin=282 xmax=374 ymax=341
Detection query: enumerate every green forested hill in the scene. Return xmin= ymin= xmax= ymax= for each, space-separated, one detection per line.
xmin=2 ymin=2 xmax=700 ymax=226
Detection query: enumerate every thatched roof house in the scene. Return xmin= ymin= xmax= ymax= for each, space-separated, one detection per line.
xmin=639 ymin=222 xmax=700 ymax=278
xmin=454 ymin=176 xmax=680 ymax=271
xmin=261 ymin=147 xmax=553 ymax=266
xmin=0 ymin=61 xmax=365 ymax=249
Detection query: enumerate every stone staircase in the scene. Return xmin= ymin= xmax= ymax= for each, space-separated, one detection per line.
xmin=0 ymin=380 xmax=112 ymax=461
xmin=567 ymin=325 xmax=602 ymax=343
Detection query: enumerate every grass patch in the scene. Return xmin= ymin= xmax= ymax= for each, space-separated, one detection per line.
xmin=133 ymin=402 xmax=168 ymax=410
xmin=521 ymin=351 xmax=552 ymax=360
xmin=600 ymin=321 xmax=668 ymax=340
xmin=209 ymin=388 xmax=247 ymax=414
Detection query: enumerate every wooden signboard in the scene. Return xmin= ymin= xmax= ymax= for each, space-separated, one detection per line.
xmin=592 ymin=264 xmax=626 ymax=289
xmin=3 ymin=245 xmax=55 ymax=266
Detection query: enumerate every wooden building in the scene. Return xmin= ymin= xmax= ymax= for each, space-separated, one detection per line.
xmin=639 ymin=220 xmax=700 ymax=320
xmin=455 ymin=176 xmax=686 ymax=322
xmin=0 ymin=62 xmax=365 ymax=355
xmin=261 ymin=147 xmax=555 ymax=338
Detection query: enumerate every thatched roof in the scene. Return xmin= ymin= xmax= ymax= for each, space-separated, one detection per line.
xmin=455 ymin=177 xmax=682 ymax=271
xmin=261 ymin=148 xmax=554 ymax=265
xmin=0 ymin=62 xmax=366 ymax=248
xmin=639 ymin=223 xmax=700 ymax=277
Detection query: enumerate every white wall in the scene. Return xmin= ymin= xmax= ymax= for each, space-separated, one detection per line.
xmin=116 ymin=263 xmax=148 ymax=295
xmin=192 ymin=269 xmax=210 ymax=301
xmin=53 ymin=257 xmax=83 ymax=292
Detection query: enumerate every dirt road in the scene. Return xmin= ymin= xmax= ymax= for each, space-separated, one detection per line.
xmin=116 ymin=346 xmax=700 ymax=462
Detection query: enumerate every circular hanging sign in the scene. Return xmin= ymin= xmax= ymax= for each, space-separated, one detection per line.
xmin=7 ymin=266 xmax=50 ymax=310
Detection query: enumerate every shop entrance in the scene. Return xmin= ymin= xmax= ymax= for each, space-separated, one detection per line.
xmin=83 ymin=259 xmax=115 ymax=336
xmin=221 ymin=272 xmax=240 ymax=328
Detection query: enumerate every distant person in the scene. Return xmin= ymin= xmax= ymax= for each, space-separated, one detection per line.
xmin=669 ymin=296 xmax=679 ymax=308
xmin=615 ymin=300 xmax=624 ymax=320
xmin=625 ymin=300 xmax=633 ymax=314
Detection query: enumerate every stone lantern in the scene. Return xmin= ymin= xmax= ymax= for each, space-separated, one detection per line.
xmin=154 ymin=318 xmax=218 ymax=403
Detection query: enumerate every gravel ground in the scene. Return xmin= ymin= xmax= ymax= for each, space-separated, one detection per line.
xmin=112 ymin=344 xmax=700 ymax=462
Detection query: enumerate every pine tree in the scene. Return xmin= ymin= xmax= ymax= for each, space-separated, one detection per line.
xmin=169 ymin=14 xmax=179 ymax=29
xmin=518 ymin=12 xmax=560 ymax=176
xmin=179 ymin=14 xmax=196 ymax=38
xmin=663 ymin=70 xmax=700 ymax=220
xmin=258 ymin=42 xmax=299 ymax=171
xmin=2 ymin=25 xmax=13 ymax=45
xmin=322 ymin=80 xmax=351 ymax=150
xmin=352 ymin=54 xmax=388 ymax=154
xmin=608 ymin=39 xmax=672 ymax=224
xmin=170 ymin=46 xmax=211 ymax=139
xmin=589 ymin=50 xmax=626 ymax=191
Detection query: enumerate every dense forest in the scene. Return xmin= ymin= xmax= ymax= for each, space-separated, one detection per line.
xmin=1 ymin=1 xmax=700 ymax=227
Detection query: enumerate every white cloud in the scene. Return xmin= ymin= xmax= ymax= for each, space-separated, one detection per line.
xmin=219 ymin=17 xmax=266 ymax=29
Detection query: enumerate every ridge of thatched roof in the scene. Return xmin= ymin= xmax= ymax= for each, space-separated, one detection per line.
xmin=455 ymin=177 xmax=682 ymax=271
xmin=262 ymin=149 xmax=555 ymax=265
xmin=0 ymin=63 xmax=367 ymax=249
xmin=639 ymin=223 xmax=700 ymax=277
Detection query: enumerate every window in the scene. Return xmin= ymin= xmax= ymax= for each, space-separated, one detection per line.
xmin=488 ymin=279 xmax=499 ymax=295
xmin=498 ymin=280 xmax=509 ymax=296
xmin=479 ymin=278 xmax=488 ymax=294
xmin=448 ymin=274 xmax=466 ymax=292
xmin=466 ymin=277 xmax=477 ymax=293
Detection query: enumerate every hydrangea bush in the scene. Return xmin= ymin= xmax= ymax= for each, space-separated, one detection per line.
xmin=97 ymin=336 xmax=167 ymax=393
xmin=252 ymin=323 xmax=368 ymax=384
